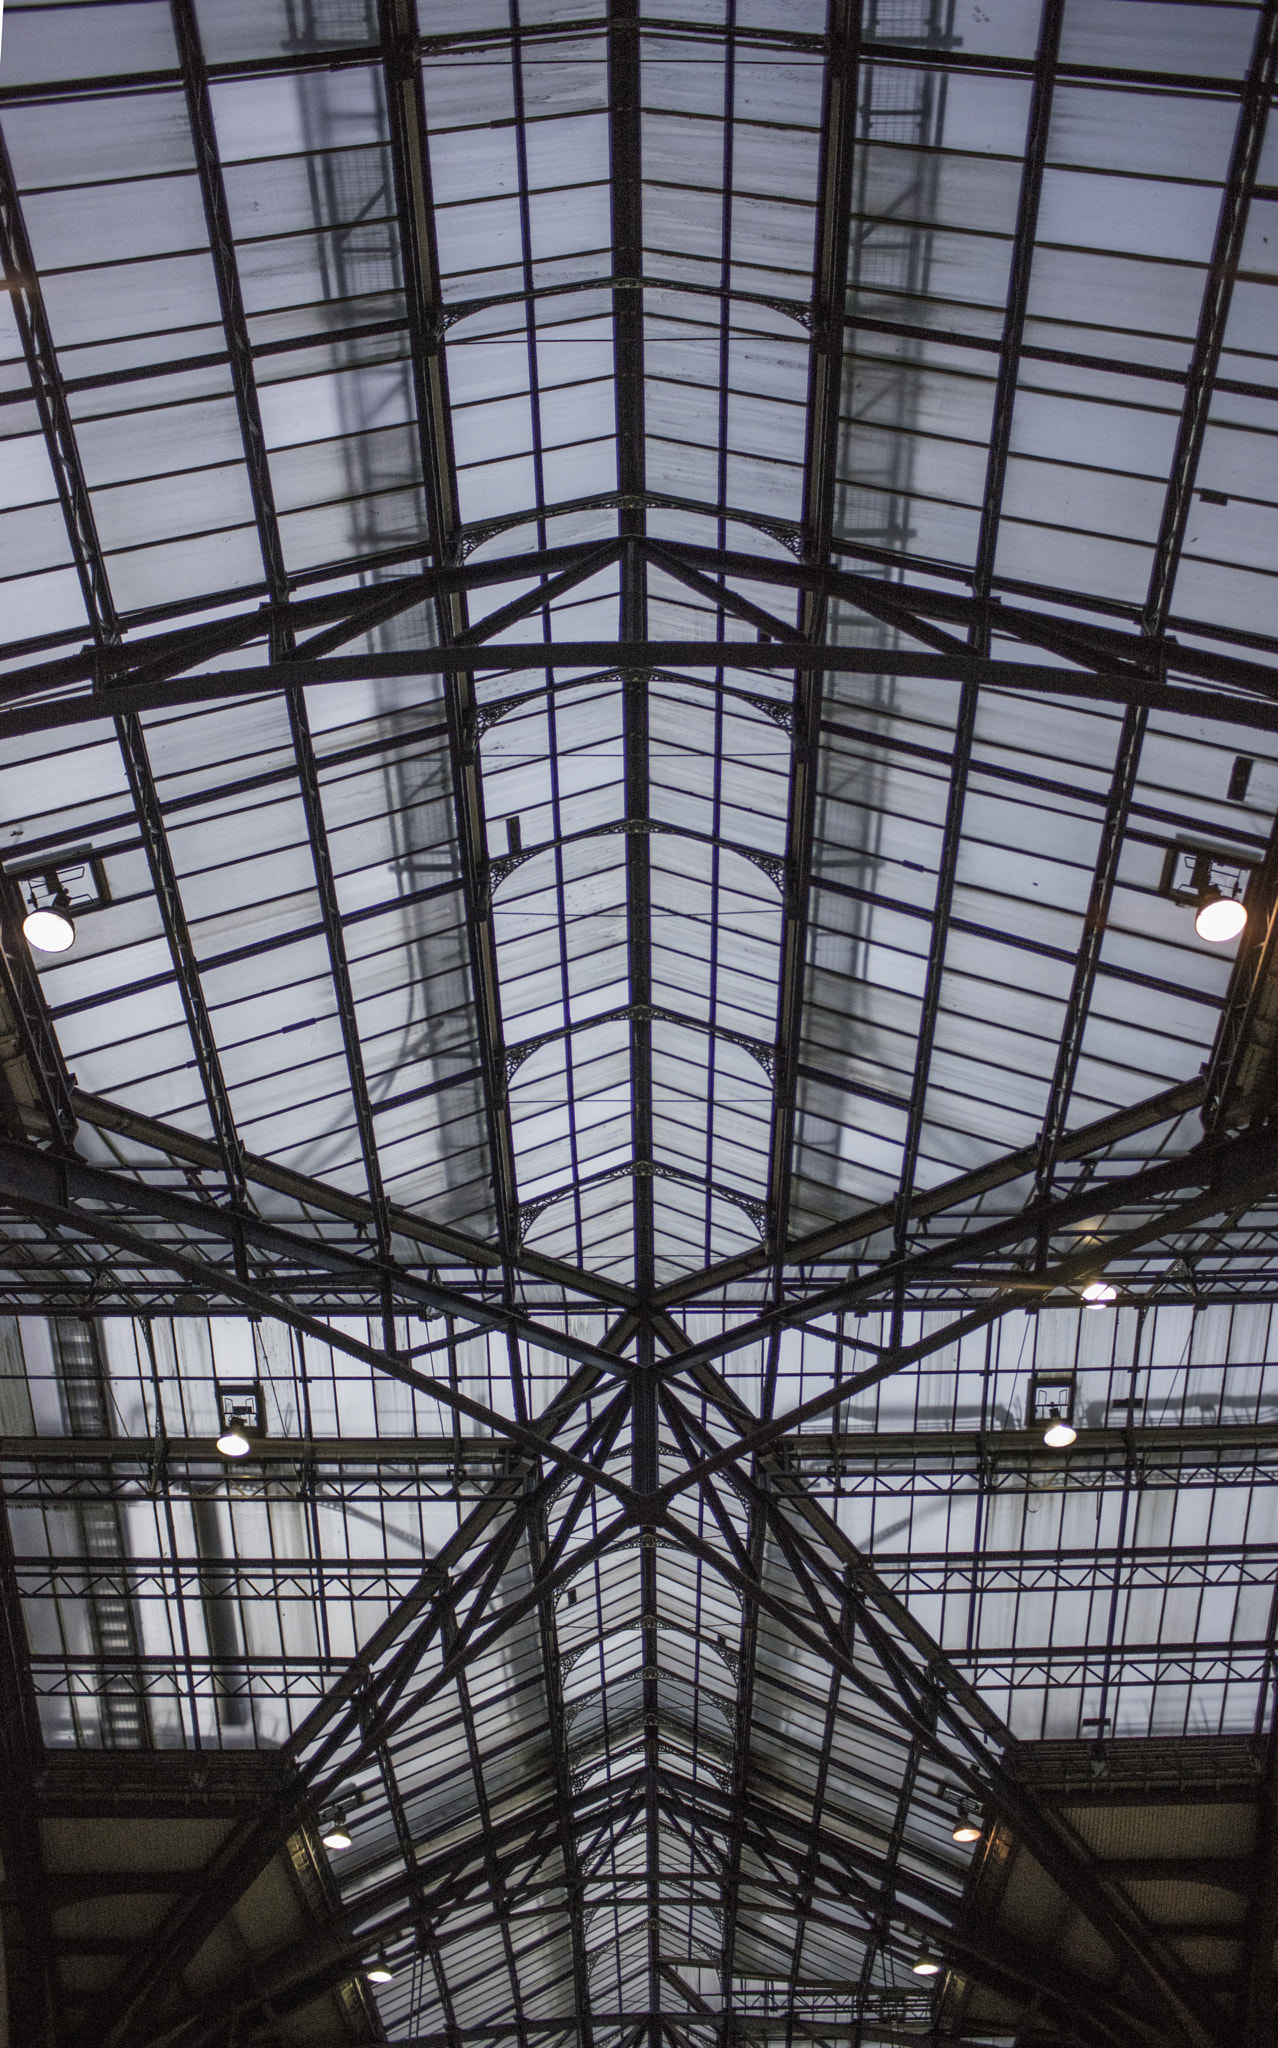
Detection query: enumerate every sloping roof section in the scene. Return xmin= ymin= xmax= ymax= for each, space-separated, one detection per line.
xmin=2 ymin=2 xmax=1278 ymax=2045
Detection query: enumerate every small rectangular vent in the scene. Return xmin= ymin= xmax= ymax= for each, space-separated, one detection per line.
xmin=1028 ymin=1372 xmax=1075 ymax=1427
xmin=1228 ymin=756 xmax=1253 ymax=803
xmin=6 ymin=848 xmax=110 ymax=920
xmin=1158 ymin=840 xmax=1256 ymax=907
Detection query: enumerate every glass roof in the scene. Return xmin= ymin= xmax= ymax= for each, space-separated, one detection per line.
xmin=2 ymin=1 xmax=1278 ymax=2043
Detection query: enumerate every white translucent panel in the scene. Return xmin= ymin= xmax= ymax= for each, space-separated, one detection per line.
xmin=104 ymin=527 xmax=266 ymax=610
xmin=0 ymin=564 xmax=88 ymax=641
xmin=209 ymin=66 xmax=387 ymax=163
xmin=2 ymin=90 xmax=195 ymax=188
xmin=22 ymin=174 xmax=211 ymax=272
xmin=1038 ymin=167 xmax=1224 ymax=265
xmin=433 ymin=195 xmax=525 ymax=281
xmin=1058 ymin=0 xmax=1260 ymax=75
xmin=527 ymin=178 xmax=612 ymax=264
xmin=196 ymin=0 xmax=378 ymax=60
xmin=91 ymin=465 xmax=260 ymax=554
xmin=38 ymin=252 xmax=225 ymax=350
xmin=222 ymin=147 xmax=396 ymax=245
xmin=0 ymin=1 xmax=178 ymax=85
xmin=1047 ymin=82 xmax=1238 ymax=181
xmin=0 ymin=499 xmax=73 ymax=579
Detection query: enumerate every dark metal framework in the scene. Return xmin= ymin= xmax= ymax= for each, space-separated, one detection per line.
xmin=2 ymin=1 xmax=1278 ymax=2043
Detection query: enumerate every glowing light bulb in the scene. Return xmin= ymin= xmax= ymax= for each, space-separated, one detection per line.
xmin=23 ymin=899 xmax=75 ymax=953
xmin=1043 ymin=1408 xmax=1077 ymax=1450
xmin=1195 ymin=889 xmax=1246 ymax=944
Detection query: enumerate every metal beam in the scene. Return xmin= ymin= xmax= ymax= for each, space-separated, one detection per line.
xmin=134 ymin=1806 xmax=570 ymax=2048
xmin=653 ymin=1074 xmax=1205 ymax=1307
xmin=140 ymin=1777 xmax=662 ymax=2048
xmin=605 ymin=10 xmax=660 ymax=2032
xmin=663 ymin=1469 xmax=1224 ymax=2048
xmin=654 ymin=1122 xmax=1278 ymax=1384
xmin=1 ymin=103 xmax=248 ymax=1211
xmin=12 ymin=517 xmax=1278 ymax=695
xmin=92 ymin=1373 xmax=620 ymax=2048
xmin=0 ymin=1185 xmax=644 ymax=1513
xmin=0 ymin=125 xmax=114 ymax=634
xmin=0 ymin=879 xmax=77 ymax=1148
xmin=526 ymin=1486 xmax=597 ymax=2048
xmin=72 ymin=1089 xmax=639 ymax=1312
xmin=891 ymin=0 xmax=1064 ymax=1300
xmin=10 ymin=639 xmax=1278 ymax=742
xmin=441 ymin=1589 xmax=537 ymax=2048
xmin=114 ymin=714 xmax=249 ymax=1209
xmin=0 ymin=1135 xmax=636 ymax=1389
xmin=608 ymin=0 xmax=654 ymax=1316
xmin=12 ymin=1417 xmax=1278 ymax=1516
xmin=970 ymin=0 xmax=1064 ymax=635
xmin=656 ymin=1778 xmax=1146 ymax=2048
xmin=378 ymin=0 xmax=524 ymax=1281
xmin=0 ymin=540 xmax=621 ymax=703
xmin=1033 ymin=704 xmax=1147 ymax=1209
xmin=1143 ymin=1 xmax=1278 ymax=634
xmin=9 ymin=538 xmax=1278 ymax=708
xmin=765 ymin=0 xmax=863 ymax=1269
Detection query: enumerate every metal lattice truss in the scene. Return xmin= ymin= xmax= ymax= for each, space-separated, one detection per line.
xmin=3 ymin=1 xmax=1278 ymax=2043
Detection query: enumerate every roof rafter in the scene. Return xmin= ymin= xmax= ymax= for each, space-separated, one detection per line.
xmin=378 ymin=0 xmax=524 ymax=1279
xmin=10 ymin=637 xmax=1278 ymax=741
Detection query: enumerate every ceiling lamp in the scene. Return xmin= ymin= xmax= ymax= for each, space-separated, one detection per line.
xmin=1081 ymin=1279 xmax=1117 ymax=1309
xmin=23 ymin=888 xmax=75 ymax=954
xmin=1195 ymin=886 xmax=1247 ymax=944
xmin=1043 ymin=1407 xmax=1077 ymax=1450
xmin=215 ymin=1383 xmax=264 ymax=1459
xmin=366 ymin=1953 xmax=394 ymax=1984
xmin=911 ymin=1938 xmax=942 ymax=1978
xmin=951 ymin=1803 xmax=982 ymax=1845
xmin=320 ymin=1809 xmax=353 ymax=1852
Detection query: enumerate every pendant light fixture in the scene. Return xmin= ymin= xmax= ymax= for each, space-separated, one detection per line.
xmin=320 ymin=1809 xmax=353 ymax=1851
xmin=23 ymin=887 xmax=76 ymax=954
xmin=951 ymin=1802 xmax=982 ymax=1845
xmin=1042 ymin=1407 xmax=1077 ymax=1450
xmin=1195 ymin=886 xmax=1246 ymax=944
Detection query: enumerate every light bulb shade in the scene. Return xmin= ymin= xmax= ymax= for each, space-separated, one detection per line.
xmin=23 ymin=904 xmax=75 ymax=953
xmin=321 ymin=1821 xmax=353 ymax=1851
xmin=1195 ymin=888 xmax=1247 ymax=944
xmin=1043 ymin=1410 xmax=1077 ymax=1450
xmin=215 ymin=1424 xmax=253 ymax=1459
xmin=911 ymin=1944 xmax=941 ymax=1977
xmin=1081 ymin=1279 xmax=1117 ymax=1307
xmin=951 ymin=1818 xmax=982 ymax=1844
xmin=366 ymin=1957 xmax=394 ymax=1984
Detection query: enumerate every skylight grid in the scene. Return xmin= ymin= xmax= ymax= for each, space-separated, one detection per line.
xmin=4 ymin=3 xmax=1278 ymax=2041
